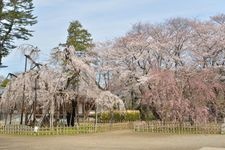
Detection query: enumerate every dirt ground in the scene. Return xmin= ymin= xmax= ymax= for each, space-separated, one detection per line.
xmin=0 ymin=130 xmax=225 ymax=150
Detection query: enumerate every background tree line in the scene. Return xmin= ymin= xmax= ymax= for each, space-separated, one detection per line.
xmin=93 ymin=14 xmax=225 ymax=123
xmin=0 ymin=0 xmax=224 ymax=124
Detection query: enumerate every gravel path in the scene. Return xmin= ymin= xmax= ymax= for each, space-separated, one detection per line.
xmin=0 ymin=130 xmax=225 ymax=150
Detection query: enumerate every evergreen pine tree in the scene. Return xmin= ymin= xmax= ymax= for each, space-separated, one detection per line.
xmin=66 ymin=20 xmax=93 ymax=51
xmin=0 ymin=0 xmax=37 ymax=65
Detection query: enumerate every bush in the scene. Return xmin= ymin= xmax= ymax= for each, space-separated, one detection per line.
xmin=140 ymin=110 xmax=156 ymax=121
xmin=125 ymin=110 xmax=141 ymax=121
xmin=98 ymin=110 xmax=140 ymax=122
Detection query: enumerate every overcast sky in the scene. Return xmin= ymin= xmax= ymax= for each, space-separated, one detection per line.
xmin=1 ymin=0 xmax=225 ymax=76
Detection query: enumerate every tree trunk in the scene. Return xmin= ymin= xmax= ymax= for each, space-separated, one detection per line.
xmin=83 ymin=101 xmax=86 ymax=121
xmin=66 ymin=100 xmax=76 ymax=127
xmin=33 ymin=77 xmax=38 ymax=126
xmin=95 ymin=104 xmax=98 ymax=132
xmin=72 ymin=100 xmax=76 ymax=126
xmin=9 ymin=110 xmax=13 ymax=125
xmin=49 ymin=97 xmax=55 ymax=128
xmin=20 ymin=97 xmax=25 ymax=125
xmin=76 ymin=100 xmax=79 ymax=125
xmin=4 ymin=112 xmax=8 ymax=125
xmin=20 ymin=57 xmax=27 ymax=125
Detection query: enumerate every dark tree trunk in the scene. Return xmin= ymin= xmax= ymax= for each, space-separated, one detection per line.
xmin=138 ymin=104 xmax=161 ymax=121
xmin=66 ymin=112 xmax=71 ymax=126
xmin=33 ymin=76 xmax=38 ymax=126
xmin=9 ymin=111 xmax=13 ymax=125
xmin=76 ymin=100 xmax=79 ymax=125
xmin=25 ymin=112 xmax=28 ymax=125
xmin=66 ymin=100 xmax=77 ymax=126
xmin=71 ymin=100 xmax=76 ymax=126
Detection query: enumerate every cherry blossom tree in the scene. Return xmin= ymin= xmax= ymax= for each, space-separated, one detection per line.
xmin=140 ymin=69 xmax=224 ymax=123
xmin=0 ymin=46 xmax=125 ymax=127
xmin=94 ymin=15 xmax=225 ymax=123
xmin=190 ymin=19 xmax=225 ymax=68
xmin=1 ymin=14 xmax=225 ymax=126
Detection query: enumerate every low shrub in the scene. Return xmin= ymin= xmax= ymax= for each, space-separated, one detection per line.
xmin=98 ymin=110 xmax=140 ymax=122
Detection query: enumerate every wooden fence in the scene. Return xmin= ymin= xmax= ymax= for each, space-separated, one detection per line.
xmin=133 ymin=122 xmax=221 ymax=134
xmin=0 ymin=122 xmax=223 ymax=136
xmin=0 ymin=122 xmax=132 ymax=136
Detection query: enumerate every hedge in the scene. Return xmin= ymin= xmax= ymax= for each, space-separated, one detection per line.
xmin=98 ymin=110 xmax=140 ymax=122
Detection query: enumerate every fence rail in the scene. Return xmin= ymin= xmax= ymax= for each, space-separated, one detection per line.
xmin=133 ymin=122 xmax=221 ymax=134
xmin=0 ymin=122 xmax=223 ymax=136
xmin=0 ymin=122 xmax=132 ymax=136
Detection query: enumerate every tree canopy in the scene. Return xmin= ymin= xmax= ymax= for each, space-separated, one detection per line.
xmin=1 ymin=14 xmax=225 ymax=125
xmin=66 ymin=20 xmax=93 ymax=51
xmin=0 ymin=46 xmax=125 ymax=127
xmin=0 ymin=0 xmax=37 ymax=65
xmin=93 ymin=14 xmax=225 ymax=123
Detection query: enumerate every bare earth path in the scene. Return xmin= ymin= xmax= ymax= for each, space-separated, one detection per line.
xmin=0 ymin=130 xmax=225 ymax=150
